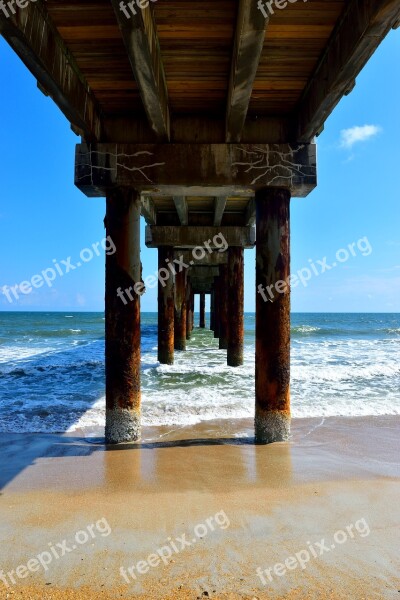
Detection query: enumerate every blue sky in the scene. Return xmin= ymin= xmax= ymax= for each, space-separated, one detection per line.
xmin=0 ymin=29 xmax=399 ymax=313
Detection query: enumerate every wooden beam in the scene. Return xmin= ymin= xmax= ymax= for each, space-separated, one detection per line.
xmin=213 ymin=197 xmax=227 ymax=227
xmin=0 ymin=1 xmax=102 ymax=141
xmin=103 ymin=115 xmax=290 ymax=144
xmin=111 ymin=0 xmax=170 ymax=141
xmin=245 ymin=198 xmax=256 ymax=226
xmin=173 ymin=197 xmax=188 ymax=225
xmin=141 ymin=196 xmax=157 ymax=225
xmin=226 ymin=0 xmax=268 ymax=143
xmin=295 ymin=0 xmax=400 ymax=142
xmin=75 ymin=143 xmax=317 ymax=198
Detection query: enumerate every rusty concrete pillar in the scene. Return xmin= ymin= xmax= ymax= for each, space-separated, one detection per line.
xmin=218 ymin=264 xmax=229 ymax=350
xmin=227 ymin=247 xmax=244 ymax=366
xmin=158 ymin=246 xmax=174 ymax=364
xmin=190 ymin=289 xmax=195 ymax=333
xmin=174 ymin=269 xmax=187 ymax=351
xmin=105 ymin=188 xmax=141 ymax=444
xmin=200 ymin=293 xmax=206 ymax=328
xmin=186 ymin=280 xmax=192 ymax=340
xmin=255 ymin=187 xmax=291 ymax=443
xmin=210 ymin=289 xmax=215 ymax=331
xmin=214 ymin=276 xmax=220 ymax=338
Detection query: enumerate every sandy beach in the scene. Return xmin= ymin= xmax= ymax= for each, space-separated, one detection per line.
xmin=0 ymin=415 xmax=399 ymax=599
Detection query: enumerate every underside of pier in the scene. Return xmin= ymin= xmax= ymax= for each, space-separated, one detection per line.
xmin=2 ymin=0 xmax=399 ymax=443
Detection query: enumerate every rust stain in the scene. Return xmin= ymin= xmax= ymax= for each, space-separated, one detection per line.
xmin=227 ymin=247 xmax=244 ymax=366
xmin=255 ymin=187 xmax=291 ymax=416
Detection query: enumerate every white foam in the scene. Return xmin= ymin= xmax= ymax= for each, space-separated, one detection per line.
xmin=0 ymin=346 xmax=54 ymax=364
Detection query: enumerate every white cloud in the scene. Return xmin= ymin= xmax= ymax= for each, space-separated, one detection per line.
xmin=340 ymin=124 xmax=382 ymax=149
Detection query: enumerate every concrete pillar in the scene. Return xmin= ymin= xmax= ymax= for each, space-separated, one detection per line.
xmin=190 ymin=290 xmax=195 ymax=333
xmin=227 ymin=247 xmax=244 ymax=366
xmin=186 ymin=280 xmax=192 ymax=340
xmin=255 ymin=187 xmax=291 ymax=443
xmin=174 ymin=270 xmax=187 ymax=351
xmin=213 ymin=276 xmax=220 ymax=338
xmin=210 ymin=289 xmax=215 ymax=331
xmin=158 ymin=246 xmax=174 ymax=364
xmin=200 ymin=293 xmax=206 ymax=328
xmin=218 ymin=264 xmax=229 ymax=350
xmin=105 ymin=188 xmax=141 ymax=444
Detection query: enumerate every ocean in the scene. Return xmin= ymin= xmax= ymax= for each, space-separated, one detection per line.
xmin=0 ymin=312 xmax=399 ymax=434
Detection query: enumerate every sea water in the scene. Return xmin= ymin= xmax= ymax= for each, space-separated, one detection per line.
xmin=0 ymin=312 xmax=399 ymax=433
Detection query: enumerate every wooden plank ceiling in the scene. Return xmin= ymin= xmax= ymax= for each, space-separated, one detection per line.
xmin=45 ymin=0 xmax=344 ymax=119
xmin=6 ymin=0 xmax=398 ymax=223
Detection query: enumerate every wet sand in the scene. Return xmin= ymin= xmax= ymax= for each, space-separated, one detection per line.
xmin=0 ymin=416 xmax=399 ymax=599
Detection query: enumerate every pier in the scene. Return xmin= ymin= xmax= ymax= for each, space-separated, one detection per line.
xmin=1 ymin=0 xmax=398 ymax=445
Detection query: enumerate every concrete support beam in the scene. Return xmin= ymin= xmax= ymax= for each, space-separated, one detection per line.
xmin=189 ymin=266 xmax=220 ymax=279
xmin=186 ymin=281 xmax=193 ymax=340
xmin=245 ymin=198 xmax=256 ymax=226
xmin=111 ymin=0 xmax=170 ymax=140
xmin=213 ymin=197 xmax=227 ymax=226
xmin=146 ymin=226 xmax=255 ymax=249
xmin=174 ymin=270 xmax=187 ymax=351
xmin=213 ymin=277 xmax=221 ymax=339
xmin=174 ymin=251 xmax=228 ymax=266
xmin=226 ymin=0 xmax=269 ymax=142
xmin=190 ymin=290 xmax=195 ymax=333
xmin=191 ymin=285 xmax=213 ymax=294
xmin=141 ymin=196 xmax=157 ymax=224
xmin=218 ymin=264 xmax=229 ymax=350
xmin=227 ymin=247 xmax=244 ymax=367
xmin=75 ymin=143 xmax=317 ymax=198
xmin=255 ymin=187 xmax=291 ymax=443
xmin=210 ymin=289 xmax=215 ymax=331
xmin=158 ymin=247 xmax=174 ymax=364
xmin=173 ymin=196 xmax=188 ymax=225
xmin=200 ymin=293 xmax=206 ymax=328
xmin=105 ymin=189 xmax=141 ymax=444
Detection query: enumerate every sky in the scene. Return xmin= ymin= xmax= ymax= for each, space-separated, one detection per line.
xmin=0 ymin=29 xmax=399 ymax=313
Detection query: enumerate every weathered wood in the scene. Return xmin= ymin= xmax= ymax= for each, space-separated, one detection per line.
xmin=145 ymin=226 xmax=255 ymax=249
xmin=110 ymin=0 xmax=170 ymax=140
xmin=75 ymin=143 xmax=317 ymax=198
xmin=295 ymin=0 xmax=400 ymax=142
xmin=226 ymin=0 xmax=268 ymax=142
xmin=5 ymin=0 xmax=396 ymax=148
xmin=173 ymin=196 xmax=188 ymax=225
xmin=104 ymin=115 xmax=291 ymax=144
xmin=0 ymin=1 xmax=102 ymax=141
xmin=214 ymin=197 xmax=227 ymax=226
